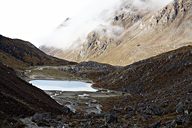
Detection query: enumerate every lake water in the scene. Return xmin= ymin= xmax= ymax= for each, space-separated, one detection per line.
xmin=29 ymin=80 xmax=97 ymax=92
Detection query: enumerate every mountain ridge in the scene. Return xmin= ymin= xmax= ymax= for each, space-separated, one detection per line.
xmin=41 ymin=0 xmax=192 ymax=66
xmin=0 ymin=35 xmax=76 ymax=69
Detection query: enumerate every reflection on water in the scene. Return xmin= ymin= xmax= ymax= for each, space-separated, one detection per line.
xmin=29 ymin=80 xmax=97 ymax=92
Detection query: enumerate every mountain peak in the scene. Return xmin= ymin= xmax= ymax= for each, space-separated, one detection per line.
xmin=41 ymin=0 xmax=192 ymax=66
xmin=152 ymin=0 xmax=192 ymax=26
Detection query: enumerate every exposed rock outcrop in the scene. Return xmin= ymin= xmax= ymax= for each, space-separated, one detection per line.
xmin=42 ymin=0 xmax=192 ymax=66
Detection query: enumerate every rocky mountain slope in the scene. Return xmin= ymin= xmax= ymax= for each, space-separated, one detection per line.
xmin=94 ymin=0 xmax=192 ymax=65
xmin=89 ymin=45 xmax=192 ymax=127
xmin=41 ymin=45 xmax=192 ymax=127
xmin=0 ymin=35 xmax=76 ymax=69
xmin=95 ymin=45 xmax=192 ymax=91
xmin=42 ymin=0 xmax=192 ymax=66
xmin=0 ymin=35 xmax=77 ymax=127
xmin=1 ymin=36 xmax=192 ymax=127
xmin=0 ymin=62 xmax=68 ymax=127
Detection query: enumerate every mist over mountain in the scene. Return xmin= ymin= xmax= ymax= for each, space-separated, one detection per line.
xmin=41 ymin=0 xmax=173 ymax=49
xmin=41 ymin=0 xmax=192 ymax=66
xmin=1 ymin=0 xmax=192 ymax=127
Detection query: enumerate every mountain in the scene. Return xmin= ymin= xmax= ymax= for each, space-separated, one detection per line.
xmin=94 ymin=45 xmax=192 ymax=91
xmin=0 ymin=35 xmax=76 ymax=69
xmin=91 ymin=45 xmax=192 ymax=127
xmin=94 ymin=0 xmax=192 ymax=65
xmin=1 ymin=0 xmax=191 ymax=127
xmin=0 ymin=35 xmax=76 ymax=127
xmin=40 ymin=45 xmax=65 ymax=59
xmin=0 ymin=62 xmax=67 ymax=127
xmin=41 ymin=0 xmax=192 ymax=66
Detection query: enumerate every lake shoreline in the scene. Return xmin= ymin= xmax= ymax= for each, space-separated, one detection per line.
xmin=29 ymin=80 xmax=97 ymax=92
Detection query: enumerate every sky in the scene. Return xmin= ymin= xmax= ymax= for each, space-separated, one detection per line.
xmin=0 ymin=0 xmax=173 ymax=49
xmin=0 ymin=0 xmax=120 ymax=48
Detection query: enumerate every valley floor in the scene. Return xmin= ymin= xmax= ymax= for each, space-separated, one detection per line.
xmin=21 ymin=50 xmax=192 ymax=128
xmin=1 ymin=46 xmax=192 ymax=128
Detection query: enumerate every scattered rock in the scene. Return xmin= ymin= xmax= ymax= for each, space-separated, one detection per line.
xmin=105 ymin=112 xmax=118 ymax=124
xmin=175 ymin=114 xmax=190 ymax=126
xmin=125 ymin=106 xmax=135 ymax=118
xmin=31 ymin=113 xmax=65 ymax=128
xmin=176 ymin=102 xmax=185 ymax=113
xmin=143 ymin=105 xmax=163 ymax=116
xmin=150 ymin=121 xmax=161 ymax=128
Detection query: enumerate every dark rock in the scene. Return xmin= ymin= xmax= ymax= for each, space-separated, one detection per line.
xmin=176 ymin=102 xmax=185 ymax=113
xmin=190 ymin=111 xmax=192 ymax=118
xmin=142 ymin=114 xmax=152 ymax=121
xmin=31 ymin=113 xmax=65 ymax=127
xmin=100 ymin=125 xmax=108 ymax=128
xmin=175 ymin=114 xmax=190 ymax=126
xmin=150 ymin=121 xmax=161 ymax=128
xmin=114 ymin=16 xmax=119 ymax=21
xmin=32 ymin=113 xmax=52 ymax=126
xmin=126 ymin=106 xmax=135 ymax=118
xmin=163 ymin=120 xmax=176 ymax=128
xmin=143 ymin=105 xmax=163 ymax=116
xmin=105 ymin=113 xmax=118 ymax=124
xmin=62 ymin=106 xmax=71 ymax=114
xmin=32 ymin=113 xmax=52 ymax=122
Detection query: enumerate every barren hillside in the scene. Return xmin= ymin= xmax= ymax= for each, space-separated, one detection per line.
xmin=41 ymin=0 xmax=192 ymax=66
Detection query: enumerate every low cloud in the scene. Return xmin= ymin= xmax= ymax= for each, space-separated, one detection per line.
xmin=42 ymin=0 xmax=173 ymax=49
xmin=130 ymin=0 xmax=173 ymax=10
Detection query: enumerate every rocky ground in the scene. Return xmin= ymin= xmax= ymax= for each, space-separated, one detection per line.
xmin=19 ymin=46 xmax=192 ymax=128
xmin=0 ymin=35 xmax=192 ymax=128
xmin=0 ymin=62 xmax=70 ymax=128
xmin=46 ymin=90 xmax=127 ymax=115
xmin=23 ymin=61 xmax=118 ymax=82
xmin=92 ymin=46 xmax=192 ymax=127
